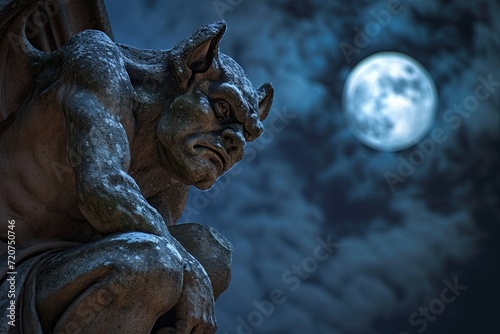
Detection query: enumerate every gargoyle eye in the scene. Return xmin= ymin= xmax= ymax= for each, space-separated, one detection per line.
xmin=214 ymin=99 xmax=231 ymax=119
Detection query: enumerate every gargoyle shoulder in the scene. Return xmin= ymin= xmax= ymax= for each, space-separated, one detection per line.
xmin=58 ymin=29 xmax=131 ymax=100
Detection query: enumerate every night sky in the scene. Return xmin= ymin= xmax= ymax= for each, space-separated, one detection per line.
xmin=104 ymin=1 xmax=499 ymax=333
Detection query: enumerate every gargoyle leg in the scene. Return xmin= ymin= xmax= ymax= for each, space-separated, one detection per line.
xmin=35 ymin=232 xmax=184 ymax=333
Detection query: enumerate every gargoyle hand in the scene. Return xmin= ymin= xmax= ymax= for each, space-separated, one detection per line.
xmin=173 ymin=253 xmax=217 ymax=334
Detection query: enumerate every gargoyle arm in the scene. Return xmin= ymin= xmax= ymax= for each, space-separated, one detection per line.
xmin=52 ymin=29 xmax=170 ymax=237
xmin=64 ymin=89 xmax=170 ymax=237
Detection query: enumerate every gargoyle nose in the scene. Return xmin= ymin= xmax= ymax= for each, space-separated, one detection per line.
xmin=222 ymin=127 xmax=245 ymax=156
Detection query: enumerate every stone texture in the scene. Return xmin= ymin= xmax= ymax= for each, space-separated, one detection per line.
xmin=0 ymin=0 xmax=273 ymax=333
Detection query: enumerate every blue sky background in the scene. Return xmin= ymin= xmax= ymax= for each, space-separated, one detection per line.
xmin=104 ymin=1 xmax=499 ymax=333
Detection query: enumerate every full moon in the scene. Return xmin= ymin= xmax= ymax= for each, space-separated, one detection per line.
xmin=342 ymin=52 xmax=438 ymax=152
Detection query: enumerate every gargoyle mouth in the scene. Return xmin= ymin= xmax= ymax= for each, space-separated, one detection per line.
xmin=193 ymin=143 xmax=230 ymax=174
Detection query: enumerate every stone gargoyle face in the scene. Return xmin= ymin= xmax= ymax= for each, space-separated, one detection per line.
xmin=156 ymin=21 xmax=273 ymax=190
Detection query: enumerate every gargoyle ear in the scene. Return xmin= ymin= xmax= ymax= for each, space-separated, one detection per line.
xmin=256 ymin=83 xmax=274 ymax=121
xmin=181 ymin=21 xmax=226 ymax=75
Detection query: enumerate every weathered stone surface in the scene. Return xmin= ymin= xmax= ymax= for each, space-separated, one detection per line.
xmin=169 ymin=223 xmax=233 ymax=300
xmin=0 ymin=0 xmax=273 ymax=333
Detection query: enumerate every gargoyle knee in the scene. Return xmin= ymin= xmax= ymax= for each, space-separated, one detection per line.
xmin=103 ymin=232 xmax=184 ymax=305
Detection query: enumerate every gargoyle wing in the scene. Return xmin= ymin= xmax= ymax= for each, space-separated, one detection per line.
xmin=0 ymin=0 xmax=113 ymax=123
